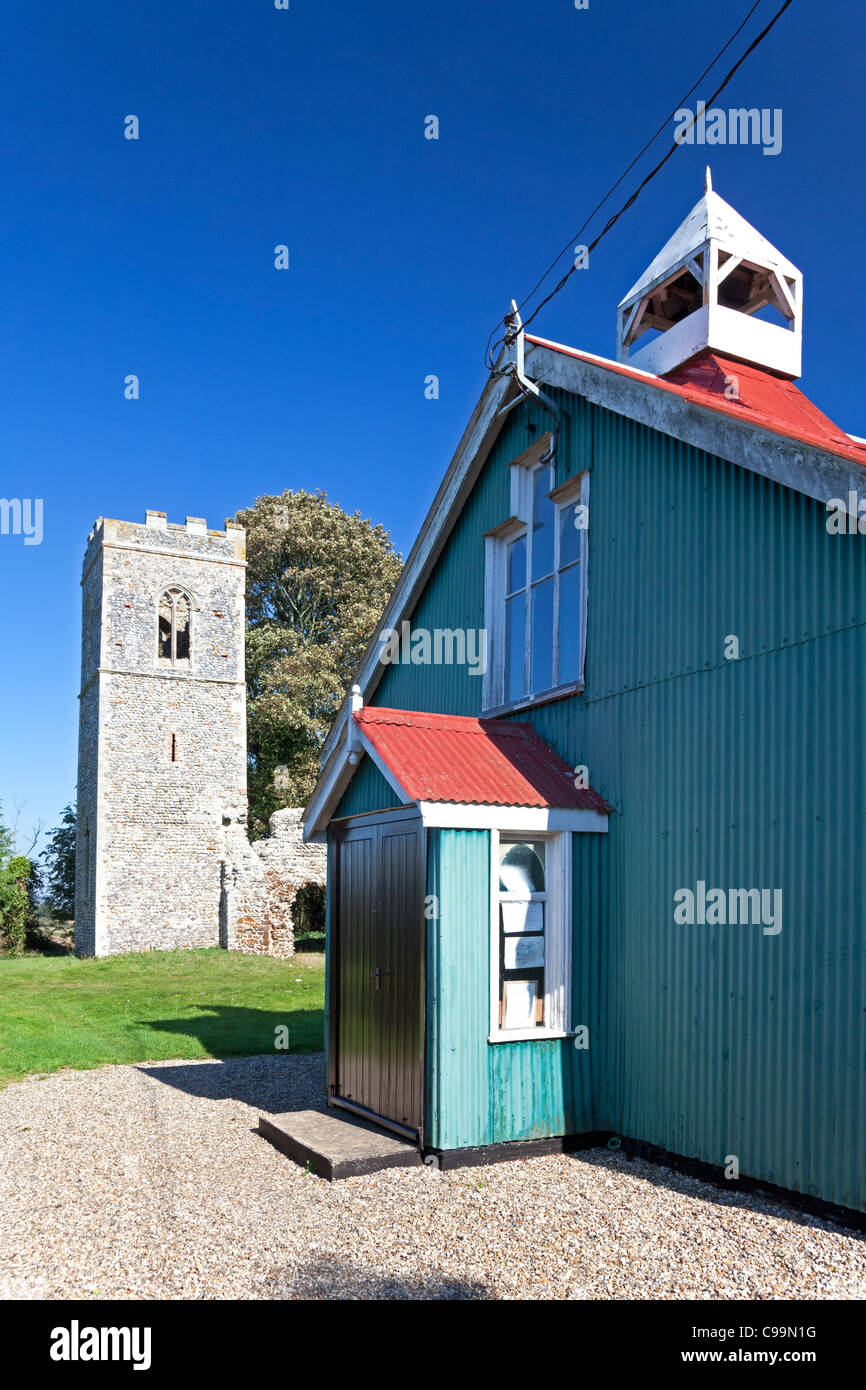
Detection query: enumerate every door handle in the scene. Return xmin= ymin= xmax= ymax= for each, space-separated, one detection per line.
xmin=370 ymin=966 xmax=391 ymax=990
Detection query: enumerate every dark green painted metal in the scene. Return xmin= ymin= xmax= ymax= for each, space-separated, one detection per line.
xmin=331 ymin=813 xmax=425 ymax=1134
xmin=333 ymin=752 xmax=402 ymax=820
xmin=360 ymin=385 xmax=865 ymax=1211
xmin=324 ymin=832 xmax=336 ymax=1100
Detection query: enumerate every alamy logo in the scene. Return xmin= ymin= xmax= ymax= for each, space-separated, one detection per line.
xmin=378 ymin=621 xmax=487 ymax=676
xmin=673 ymin=100 xmax=782 ymax=156
xmin=50 ymin=1320 xmax=152 ymax=1370
xmin=0 ymin=497 xmax=43 ymax=546
xmin=826 ymin=492 xmax=866 ymax=534
xmin=674 ymin=880 xmax=782 ymax=935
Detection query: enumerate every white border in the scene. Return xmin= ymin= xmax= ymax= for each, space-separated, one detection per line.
xmin=488 ymin=829 xmax=572 ymax=1043
xmin=418 ymin=802 xmax=607 ymax=832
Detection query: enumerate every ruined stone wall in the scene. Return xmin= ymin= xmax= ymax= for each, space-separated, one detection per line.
xmin=75 ymin=512 xmax=247 ymax=957
xmin=221 ymin=809 xmax=327 ymax=958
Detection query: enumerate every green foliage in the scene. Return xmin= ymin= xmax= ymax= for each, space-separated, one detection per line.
xmin=0 ymin=947 xmax=325 ymax=1087
xmin=39 ymin=804 xmax=77 ymax=921
xmin=293 ymin=882 xmax=325 ymax=940
xmin=0 ymin=852 xmax=34 ymax=954
xmin=0 ymin=804 xmax=32 ymax=951
xmin=234 ymin=489 xmax=402 ymax=837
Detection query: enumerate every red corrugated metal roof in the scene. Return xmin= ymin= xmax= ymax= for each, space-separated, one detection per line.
xmin=526 ymin=337 xmax=866 ymax=468
xmin=355 ymin=707 xmax=612 ymax=812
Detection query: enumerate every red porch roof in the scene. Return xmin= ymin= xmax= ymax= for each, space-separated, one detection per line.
xmin=354 ymin=706 xmax=612 ymax=812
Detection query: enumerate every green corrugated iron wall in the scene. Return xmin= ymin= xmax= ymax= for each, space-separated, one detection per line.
xmin=362 ymin=384 xmax=866 ymax=1210
xmin=519 ymin=403 xmax=866 ymax=1209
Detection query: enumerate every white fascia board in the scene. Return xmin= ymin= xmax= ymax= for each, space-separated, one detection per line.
xmin=318 ymin=368 xmax=518 ymax=769
xmin=302 ymin=737 xmax=358 ymax=841
xmin=302 ymin=727 xmax=413 ymax=841
xmin=526 ymin=342 xmax=866 ymax=514
xmin=417 ymin=802 xmax=609 ymax=832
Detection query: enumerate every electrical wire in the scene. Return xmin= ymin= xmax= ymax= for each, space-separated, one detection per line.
xmin=516 ymin=0 xmax=765 ymax=317
xmin=485 ymin=0 xmax=794 ymax=370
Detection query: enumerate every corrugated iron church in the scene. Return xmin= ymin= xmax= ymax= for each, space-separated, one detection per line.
xmin=304 ymin=176 xmax=865 ymax=1215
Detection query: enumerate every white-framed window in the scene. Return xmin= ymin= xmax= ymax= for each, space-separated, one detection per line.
xmin=489 ymin=828 xmax=571 ymax=1042
xmin=483 ymin=436 xmax=588 ymax=713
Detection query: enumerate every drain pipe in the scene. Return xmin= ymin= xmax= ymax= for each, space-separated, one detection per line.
xmin=497 ymin=300 xmax=561 ymax=463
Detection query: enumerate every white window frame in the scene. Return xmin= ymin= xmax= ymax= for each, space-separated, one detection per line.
xmin=488 ymin=827 xmax=572 ymax=1043
xmin=483 ymin=437 xmax=589 ymax=714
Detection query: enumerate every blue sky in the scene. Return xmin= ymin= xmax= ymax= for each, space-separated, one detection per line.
xmin=2 ymin=0 xmax=863 ymax=849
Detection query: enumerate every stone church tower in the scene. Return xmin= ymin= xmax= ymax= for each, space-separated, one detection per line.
xmin=75 ymin=511 xmax=248 ymax=956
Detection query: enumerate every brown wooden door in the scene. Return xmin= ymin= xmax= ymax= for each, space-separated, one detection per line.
xmin=331 ymin=810 xmax=425 ymax=1140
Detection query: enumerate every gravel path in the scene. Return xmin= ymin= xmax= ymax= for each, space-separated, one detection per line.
xmin=0 ymin=1054 xmax=863 ymax=1300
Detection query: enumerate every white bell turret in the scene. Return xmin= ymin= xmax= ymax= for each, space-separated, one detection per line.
xmin=617 ymin=170 xmax=802 ymax=378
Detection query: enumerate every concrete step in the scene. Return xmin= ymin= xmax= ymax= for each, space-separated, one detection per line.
xmin=259 ymin=1107 xmax=421 ymax=1181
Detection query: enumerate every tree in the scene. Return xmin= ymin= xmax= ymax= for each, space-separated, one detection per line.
xmin=233 ymin=489 xmax=402 ymax=837
xmin=0 ymin=804 xmax=35 ymax=952
xmin=39 ymin=804 xmax=77 ymax=920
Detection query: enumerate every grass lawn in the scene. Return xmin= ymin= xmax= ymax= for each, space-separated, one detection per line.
xmin=0 ymin=947 xmax=325 ymax=1088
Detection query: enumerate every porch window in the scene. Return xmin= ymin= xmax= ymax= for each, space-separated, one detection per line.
xmin=484 ymin=437 xmax=588 ymax=712
xmin=490 ymin=829 xmax=571 ymax=1041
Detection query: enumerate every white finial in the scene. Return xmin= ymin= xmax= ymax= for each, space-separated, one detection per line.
xmin=705 ymin=165 xmax=712 ymax=194
xmin=347 ymin=684 xmax=363 ymax=762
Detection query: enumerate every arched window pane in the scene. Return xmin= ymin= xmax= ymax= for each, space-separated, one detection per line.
xmin=158 ymin=589 xmax=191 ymax=665
xmin=174 ymin=595 xmax=190 ymax=661
xmin=499 ymin=840 xmax=546 ymax=894
xmin=158 ymin=594 xmax=173 ymax=660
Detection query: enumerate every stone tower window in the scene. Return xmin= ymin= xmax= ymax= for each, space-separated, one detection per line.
xmin=158 ymin=589 xmax=192 ymax=667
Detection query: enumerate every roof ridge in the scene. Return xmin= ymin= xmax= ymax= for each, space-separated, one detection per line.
xmin=540 ymin=340 xmax=866 ymax=466
xmin=359 ymin=707 xmax=543 ymax=738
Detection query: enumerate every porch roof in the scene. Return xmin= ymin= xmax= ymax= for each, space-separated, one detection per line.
xmin=354 ymin=707 xmax=613 ymax=812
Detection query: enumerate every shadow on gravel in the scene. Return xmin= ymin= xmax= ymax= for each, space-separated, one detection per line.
xmin=567 ymin=1148 xmax=866 ymax=1238
xmin=137 ymin=1051 xmax=324 ymax=1113
xmin=276 ymin=1255 xmax=495 ymax=1300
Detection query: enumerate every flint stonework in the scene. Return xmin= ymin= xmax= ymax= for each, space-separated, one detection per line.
xmin=221 ymin=809 xmax=327 ymax=958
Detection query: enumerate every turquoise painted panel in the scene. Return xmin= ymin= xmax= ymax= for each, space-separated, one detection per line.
xmin=426 ymin=828 xmax=491 ymax=1148
xmin=367 ymin=386 xmax=866 ymax=1209
xmin=488 ymin=1040 xmax=571 ymax=1144
xmin=334 ymin=752 xmax=402 ymax=819
xmin=426 ymin=828 xmax=600 ymax=1149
